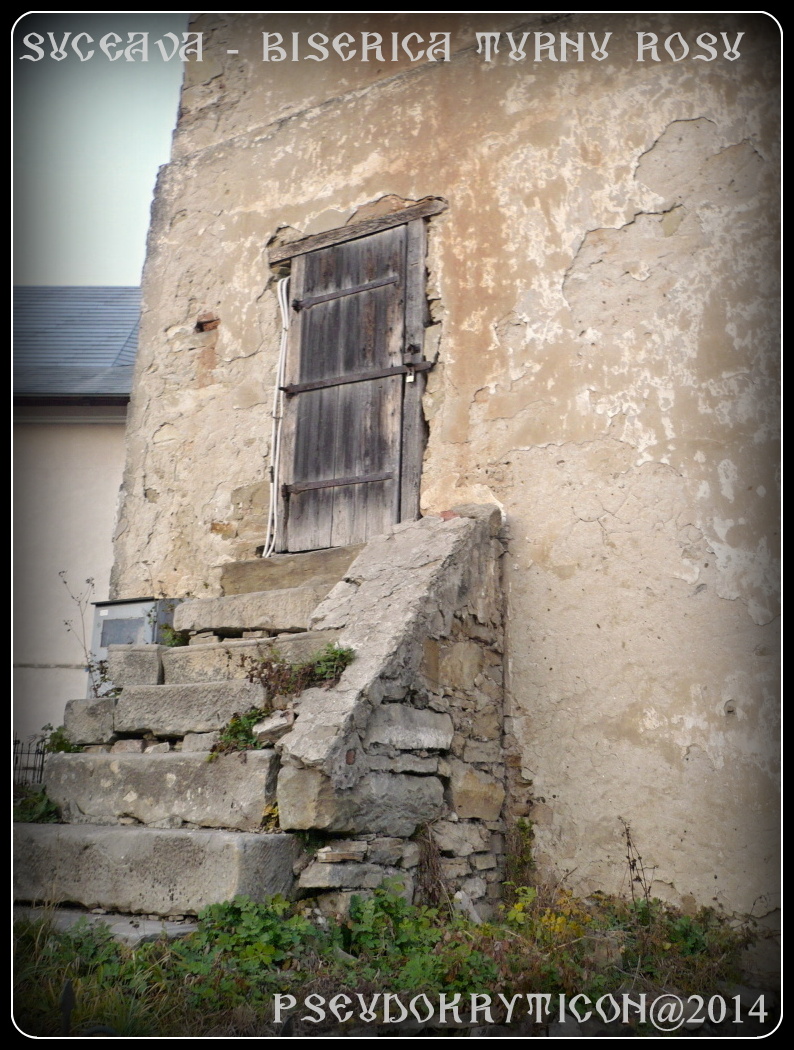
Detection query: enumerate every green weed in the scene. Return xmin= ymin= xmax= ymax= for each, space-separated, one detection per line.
xmin=158 ymin=623 xmax=190 ymax=647
xmin=41 ymin=723 xmax=82 ymax=754
xmin=211 ymin=643 xmax=355 ymax=756
xmin=13 ymin=879 xmax=758 ymax=1037
xmin=13 ymin=786 xmax=61 ymax=824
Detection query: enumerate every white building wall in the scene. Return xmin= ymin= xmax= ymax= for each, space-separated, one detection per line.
xmin=13 ymin=409 xmax=127 ymax=740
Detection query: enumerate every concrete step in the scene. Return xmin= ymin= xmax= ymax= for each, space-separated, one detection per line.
xmin=14 ymin=906 xmax=199 ymax=946
xmin=162 ymin=630 xmax=340 ymax=684
xmin=114 ymin=680 xmax=268 ymax=737
xmin=44 ymin=751 xmax=278 ymax=832
xmin=174 ymin=587 xmax=332 ymax=635
xmin=219 ymin=544 xmax=363 ymax=597
xmin=14 ymin=824 xmax=302 ymax=915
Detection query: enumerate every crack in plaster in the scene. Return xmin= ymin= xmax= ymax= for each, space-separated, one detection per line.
xmin=635 ymin=116 xmax=717 ymax=170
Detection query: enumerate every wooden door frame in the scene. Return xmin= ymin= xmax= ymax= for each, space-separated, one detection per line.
xmin=269 ymin=198 xmax=446 ymax=552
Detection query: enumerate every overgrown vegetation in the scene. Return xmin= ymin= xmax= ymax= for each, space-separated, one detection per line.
xmin=58 ymin=573 xmax=117 ymax=698
xmin=504 ymin=817 xmax=535 ymax=902
xmin=147 ymin=599 xmax=190 ymax=647
xmin=158 ymin=623 xmax=190 ymax=648
xmin=240 ymin=641 xmax=355 ymax=699
xmin=14 ymin=875 xmax=758 ymax=1037
xmin=40 ymin=723 xmax=82 ymax=754
xmin=414 ymin=825 xmax=448 ymax=908
xmin=210 ymin=708 xmax=268 ymax=757
xmin=13 ymin=786 xmax=61 ymax=824
xmin=210 ymin=643 xmax=355 ymax=757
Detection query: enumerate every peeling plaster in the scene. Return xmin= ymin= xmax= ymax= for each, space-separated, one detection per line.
xmin=112 ymin=13 xmax=779 ymax=928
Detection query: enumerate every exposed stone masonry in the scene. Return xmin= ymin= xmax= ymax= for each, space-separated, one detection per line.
xmin=293 ymin=601 xmax=511 ymax=916
xmin=274 ymin=505 xmax=508 ymax=918
xmin=17 ymin=506 xmax=513 ymax=919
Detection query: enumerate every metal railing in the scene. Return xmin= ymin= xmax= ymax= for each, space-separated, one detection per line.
xmin=13 ymin=737 xmax=46 ymax=786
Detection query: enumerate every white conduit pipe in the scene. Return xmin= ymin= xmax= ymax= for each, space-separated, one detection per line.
xmin=262 ymin=276 xmax=290 ymax=558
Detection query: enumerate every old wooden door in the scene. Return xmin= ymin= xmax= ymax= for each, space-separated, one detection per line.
xmin=274 ymin=210 xmax=434 ymax=552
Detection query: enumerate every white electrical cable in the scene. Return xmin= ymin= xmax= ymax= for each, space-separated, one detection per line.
xmin=262 ymin=276 xmax=290 ymax=557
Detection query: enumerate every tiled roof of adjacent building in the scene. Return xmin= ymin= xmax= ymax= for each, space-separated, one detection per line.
xmin=13 ymin=286 xmax=140 ymax=400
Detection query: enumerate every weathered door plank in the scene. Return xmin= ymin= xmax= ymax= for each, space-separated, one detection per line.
xmin=280 ymin=220 xmax=428 ymax=552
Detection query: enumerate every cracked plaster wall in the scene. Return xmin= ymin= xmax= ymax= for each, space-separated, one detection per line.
xmin=112 ymin=13 xmax=779 ymax=923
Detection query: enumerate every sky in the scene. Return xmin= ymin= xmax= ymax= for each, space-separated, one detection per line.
xmin=13 ymin=13 xmax=188 ymax=287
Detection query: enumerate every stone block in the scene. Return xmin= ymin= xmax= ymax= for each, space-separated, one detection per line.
xmin=367 ymin=838 xmax=404 ymax=865
xmin=44 ymin=750 xmax=278 ymax=831
xmin=439 ymin=641 xmax=484 ymax=693
xmin=453 ymin=889 xmax=484 ymax=924
xmin=114 ymin=680 xmax=269 ymax=736
xmin=447 ymin=759 xmax=505 ymax=821
xmin=481 ymin=660 xmax=504 ymax=684
xmin=474 ymin=677 xmax=501 ymax=702
xmin=440 ymin=858 xmax=471 ymax=879
xmin=180 ymin=732 xmax=220 ymax=752
xmin=63 ymin=696 xmax=116 ymax=745
xmin=462 ymin=876 xmax=487 ymax=900
xmin=316 ymin=841 xmax=368 ymax=863
xmin=13 ymin=905 xmax=199 ymax=948
xmin=309 ymin=512 xmax=492 ymax=636
xmin=421 ymin=639 xmax=441 ymax=688
xmin=463 ymin=740 xmax=502 ymax=764
xmin=451 ymin=503 xmax=503 ymax=535
xmin=364 ymin=704 xmax=453 ymax=751
xmin=220 ymin=545 xmax=363 ymax=596
xmin=298 ymin=861 xmax=386 ymax=890
xmin=400 ymin=843 xmax=421 ymax=868
xmin=430 ymin=820 xmax=491 ymax=857
xmin=111 ymin=739 xmax=146 ymax=753
xmin=278 ymin=766 xmax=443 ymax=837
xmin=471 ymin=705 xmax=501 ymax=741
xmin=14 ymin=825 xmax=302 ymax=914
xmin=107 ymin=645 xmax=165 ymax=688
xmin=174 ymin=588 xmax=331 ymax=634
xmin=484 ymin=820 xmax=505 ymax=832
xmin=276 ymin=686 xmax=368 ymax=783
xmin=161 ymin=631 xmax=339 ymax=684
xmin=299 ymin=861 xmax=413 ymax=897
xmin=471 ymin=853 xmax=497 ymax=870
xmin=449 ymin=733 xmax=466 ymax=758
xmin=465 ymin=623 xmax=498 ymax=645
xmin=253 ymin=710 xmax=295 ymax=744
xmin=427 ymin=696 xmax=450 ymax=713
xmin=368 ymin=755 xmax=439 ymax=774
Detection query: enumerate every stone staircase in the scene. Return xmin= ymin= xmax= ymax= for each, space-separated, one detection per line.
xmin=14 ymin=546 xmax=361 ymax=917
xmin=16 ymin=509 xmax=523 ymax=921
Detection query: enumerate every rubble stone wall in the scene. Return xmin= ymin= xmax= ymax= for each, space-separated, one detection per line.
xmin=278 ymin=506 xmax=516 ymax=917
